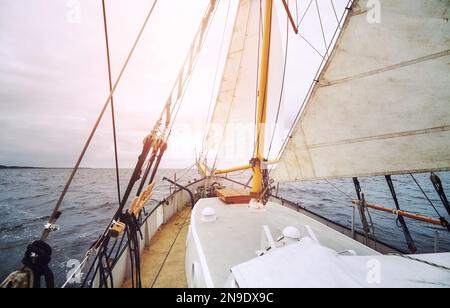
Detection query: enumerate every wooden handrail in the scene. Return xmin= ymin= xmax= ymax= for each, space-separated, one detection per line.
xmin=352 ymin=200 xmax=443 ymax=226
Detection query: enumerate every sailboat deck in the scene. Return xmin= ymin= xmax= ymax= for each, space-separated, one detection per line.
xmin=192 ymin=198 xmax=379 ymax=287
xmin=122 ymin=207 xmax=191 ymax=288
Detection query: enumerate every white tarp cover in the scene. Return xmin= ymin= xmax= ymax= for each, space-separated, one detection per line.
xmin=231 ymin=238 xmax=450 ymax=288
xmin=204 ymin=0 xmax=284 ymax=168
xmin=273 ymin=0 xmax=450 ymax=182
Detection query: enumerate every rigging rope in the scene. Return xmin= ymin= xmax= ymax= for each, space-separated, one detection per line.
xmin=271 ymin=0 xmax=354 ymax=171
xmin=298 ymin=0 xmax=314 ymax=28
xmin=298 ymin=33 xmax=326 ymax=59
xmin=330 ymin=0 xmax=342 ymax=29
xmin=167 ymin=0 xmax=222 ymax=141
xmin=174 ymin=164 xmax=196 ymax=183
xmin=136 ymin=145 xmax=159 ymax=196
xmin=315 ymin=0 xmax=329 ymax=58
xmin=303 ymin=178 xmax=379 ymax=246
xmin=61 ymin=250 xmax=92 ymax=288
xmin=365 ymin=202 xmax=377 ymax=248
xmin=22 ymin=241 xmax=54 ymax=288
xmin=410 ymin=173 xmax=450 ymax=232
xmin=267 ymin=1 xmax=290 ymax=158
xmin=410 ymin=173 xmax=442 ymax=217
xmin=252 ymin=0 xmax=263 ymax=159
xmin=23 ymin=0 xmax=222 ymax=289
xmin=80 ymin=0 xmax=222 ymax=288
xmin=389 ymin=254 xmax=450 ymax=272
xmin=102 ymin=0 xmax=122 ymax=206
xmin=150 ymin=164 xmax=195 ymax=196
xmin=430 ymin=173 xmax=450 ymax=216
xmin=114 ymin=135 xmax=155 ymax=221
xmin=254 ymin=0 xmax=272 ymax=163
xmin=41 ymin=0 xmax=161 ymax=288
xmin=353 ymin=178 xmax=372 ymax=240
xmin=385 ymin=175 xmax=417 ymax=253
xmin=292 ymin=0 xmax=341 ymax=60
xmin=325 ymin=179 xmax=377 ymax=240
xmin=325 ymin=180 xmax=354 ymax=201
xmin=41 ymin=0 xmax=159 ymax=241
xmin=148 ymin=142 xmax=168 ymax=185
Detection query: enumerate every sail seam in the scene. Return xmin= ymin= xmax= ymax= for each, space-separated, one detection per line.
xmin=228 ymin=48 xmax=246 ymax=56
xmin=287 ymin=167 xmax=450 ymax=183
xmin=318 ymin=49 xmax=450 ymax=87
xmin=306 ymin=125 xmax=450 ymax=149
xmin=299 ymin=127 xmax=317 ymax=178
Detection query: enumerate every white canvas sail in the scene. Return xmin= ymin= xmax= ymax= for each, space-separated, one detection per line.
xmin=204 ymin=0 xmax=284 ymax=169
xmin=273 ymin=0 xmax=450 ymax=182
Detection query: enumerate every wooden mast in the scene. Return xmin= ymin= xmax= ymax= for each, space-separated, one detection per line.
xmin=252 ymin=0 xmax=273 ymax=196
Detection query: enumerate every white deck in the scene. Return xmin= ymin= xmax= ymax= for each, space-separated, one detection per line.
xmin=190 ymin=198 xmax=379 ymax=287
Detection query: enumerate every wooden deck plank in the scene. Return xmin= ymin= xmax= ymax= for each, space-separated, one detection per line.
xmin=122 ymin=207 xmax=191 ymax=288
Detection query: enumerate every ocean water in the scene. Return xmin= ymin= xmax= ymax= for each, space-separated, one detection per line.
xmin=0 ymin=168 xmax=449 ymax=287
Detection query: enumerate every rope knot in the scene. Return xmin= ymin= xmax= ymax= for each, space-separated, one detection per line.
xmin=22 ymin=240 xmax=54 ymax=288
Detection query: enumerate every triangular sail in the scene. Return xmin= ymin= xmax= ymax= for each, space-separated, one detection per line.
xmin=204 ymin=0 xmax=284 ymax=169
xmin=274 ymin=0 xmax=450 ymax=182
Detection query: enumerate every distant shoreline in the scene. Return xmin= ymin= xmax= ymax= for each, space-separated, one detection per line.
xmin=0 ymin=165 xmax=75 ymax=170
xmin=0 ymin=165 xmax=183 ymax=170
xmin=1 ymin=165 xmax=38 ymax=169
xmin=0 ymin=165 xmax=96 ymax=170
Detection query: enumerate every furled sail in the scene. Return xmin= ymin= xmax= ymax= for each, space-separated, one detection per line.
xmin=204 ymin=0 xmax=284 ymax=169
xmin=273 ymin=0 xmax=450 ymax=182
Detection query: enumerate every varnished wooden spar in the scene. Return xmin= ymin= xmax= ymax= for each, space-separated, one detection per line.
xmin=129 ymin=183 xmax=155 ymax=217
xmin=252 ymin=0 xmax=273 ymax=195
xmin=197 ymin=161 xmax=211 ymax=177
xmin=110 ymin=183 xmax=155 ymax=238
xmin=352 ymin=200 xmax=443 ymax=226
xmin=281 ymin=0 xmax=299 ymax=34
xmin=213 ymin=160 xmax=278 ymax=176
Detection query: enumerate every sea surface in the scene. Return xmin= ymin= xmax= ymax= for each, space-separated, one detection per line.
xmin=0 ymin=168 xmax=449 ymax=286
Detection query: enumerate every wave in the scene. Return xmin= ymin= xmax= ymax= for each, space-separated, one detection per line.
xmin=0 ymin=223 xmax=27 ymax=233
xmin=1 ymin=168 xmax=449 ymax=284
xmin=90 ymin=202 xmax=115 ymax=210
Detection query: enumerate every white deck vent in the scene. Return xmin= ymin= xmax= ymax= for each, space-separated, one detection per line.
xmin=201 ymin=207 xmax=217 ymax=222
xmin=282 ymin=226 xmax=301 ymax=244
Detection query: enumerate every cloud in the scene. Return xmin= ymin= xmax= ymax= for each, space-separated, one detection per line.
xmin=0 ymin=0 xmax=349 ymax=168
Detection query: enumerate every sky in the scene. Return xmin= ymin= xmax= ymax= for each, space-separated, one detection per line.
xmin=0 ymin=0 xmax=349 ymax=168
